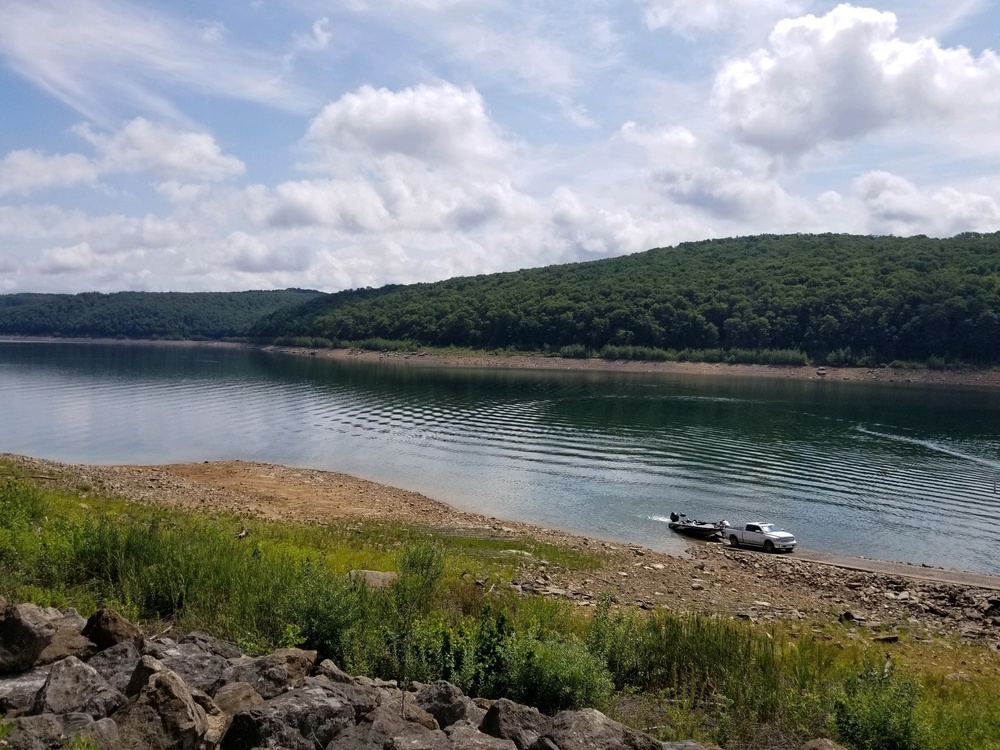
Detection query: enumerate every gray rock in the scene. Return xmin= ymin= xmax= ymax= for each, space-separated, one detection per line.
xmin=86 ymin=640 xmax=142 ymax=694
xmin=180 ymin=631 xmax=243 ymax=660
xmin=219 ymin=648 xmax=318 ymax=699
xmin=82 ymin=608 xmax=143 ymax=651
xmin=414 ymin=680 xmax=484 ymax=729
xmin=214 ymin=682 xmax=265 ymax=716
xmin=114 ymin=669 xmax=209 ymax=750
xmin=315 ymin=658 xmax=355 ymax=685
xmin=219 ymin=685 xmax=355 ymax=750
xmin=529 ymin=708 xmax=662 ymax=750
xmin=446 ymin=720 xmax=517 ymax=750
xmin=0 ymin=602 xmax=55 ymax=673
xmin=30 ymin=656 xmax=126 ymax=719
xmin=160 ymin=641 xmax=230 ymax=694
xmin=191 ymin=687 xmax=230 ymax=749
xmin=143 ymin=635 xmax=181 ymax=659
xmin=479 ymin=698 xmax=550 ymax=750
xmin=3 ymin=713 xmax=119 ymax=750
xmin=0 ymin=666 xmax=50 ymax=716
xmin=326 ymin=703 xmax=448 ymax=750
xmin=348 ymin=569 xmax=398 ymax=589
xmin=126 ymin=654 xmax=166 ymax=697
xmin=19 ymin=604 xmax=96 ymax=667
xmin=295 ymin=675 xmax=380 ymax=721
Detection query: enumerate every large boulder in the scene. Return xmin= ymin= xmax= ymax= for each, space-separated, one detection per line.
xmin=218 ymin=648 xmax=317 ymax=699
xmin=2 ymin=713 xmax=119 ymax=750
xmin=179 ymin=631 xmax=243 ymax=660
xmin=413 ymin=680 xmax=485 ymax=730
xmin=0 ymin=603 xmax=55 ymax=673
xmin=30 ymin=656 xmax=126 ymax=719
xmin=159 ymin=641 xmax=231 ymax=695
xmin=294 ymin=675 xmax=380 ymax=721
xmin=86 ymin=640 xmax=142 ymax=694
xmin=326 ymin=703 xmax=448 ymax=750
xmin=213 ymin=682 xmax=265 ymax=716
xmin=81 ymin=609 xmax=143 ymax=652
xmin=219 ymin=684 xmax=355 ymax=750
xmin=0 ymin=666 xmax=51 ymax=716
xmin=8 ymin=604 xmax=95 ymax=667
xmin=529 ymin=708 xmax=663 ymax=750
xmin=114 ymin=669 xmax=209 ymax=750
xmin=479 ymin=698 xmax=550 ymax=750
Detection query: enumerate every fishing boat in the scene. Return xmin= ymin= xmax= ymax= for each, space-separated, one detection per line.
xmin=667 ymin=512 xmax=728 ymax=540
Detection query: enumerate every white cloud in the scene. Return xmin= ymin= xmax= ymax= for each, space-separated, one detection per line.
xmin=0 ymin=151 xmax=99 ymax=196
xmin=38 ymin=243 xmax=102 ymax=274
xmin=221 ymin=232 xmax=314 ymax=273
xmin=77 ymin=119 xmax=245 ymax=181
xmin=618 ymin=122 xmax=812 ymax=223
xmin=294 ymin=18 xmax=333 ymax=51
xmin=303 ymin=83 xmax=514 ymax=172
xmin=853 ymin=170 xmax=1000 ymax=236
xmin=641 ymin=0 xmax=802 ymax=34
xmin=0 ymin=119 xmax=243 ymax=196
xmin=0 ymin=0 xmax=313 ymax=124
xmin=714 ymin=4 xmax=1000 ymax=158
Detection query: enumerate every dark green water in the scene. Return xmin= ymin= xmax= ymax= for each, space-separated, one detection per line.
xmin=2 ymin=341 xmax=999 ymax=573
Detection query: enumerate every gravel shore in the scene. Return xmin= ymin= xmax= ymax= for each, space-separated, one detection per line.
xmin=4 ymin=453 xmax=999 ymax=652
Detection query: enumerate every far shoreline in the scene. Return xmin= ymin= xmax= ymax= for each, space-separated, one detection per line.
xmin=5 ymin=335 xmax=1000 ymax=389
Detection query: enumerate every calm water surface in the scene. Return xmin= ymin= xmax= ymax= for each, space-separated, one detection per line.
xmin=2 ymin=341 xmax=999 ymax=573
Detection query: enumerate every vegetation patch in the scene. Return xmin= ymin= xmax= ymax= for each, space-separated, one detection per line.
xmin=1 ymin=471 xmax=999 ymax=748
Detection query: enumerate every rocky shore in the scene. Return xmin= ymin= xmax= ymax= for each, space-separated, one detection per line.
xmin=2 ymin=600 xmax=720 ymax=750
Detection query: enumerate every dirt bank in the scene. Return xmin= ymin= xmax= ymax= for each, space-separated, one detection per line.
xmin=265 ymin=346 xmax=1000 ymax=389
xmin=4 ymin=454 xmax=999 ymax=650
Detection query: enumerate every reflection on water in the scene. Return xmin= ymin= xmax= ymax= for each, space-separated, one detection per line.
xmin=2 ymin=340 xmax=1000 ymax=573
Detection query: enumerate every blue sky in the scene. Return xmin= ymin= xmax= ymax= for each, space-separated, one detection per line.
xmin=2 ymin=0 xmax=999 ymax=293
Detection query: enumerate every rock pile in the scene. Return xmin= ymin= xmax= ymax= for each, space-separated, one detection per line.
xmin=0 ymin=598 xmax=711 ymax=750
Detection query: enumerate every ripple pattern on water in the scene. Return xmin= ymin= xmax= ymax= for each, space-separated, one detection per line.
xmin=3 ymin=342 xmax=1000 ymax=573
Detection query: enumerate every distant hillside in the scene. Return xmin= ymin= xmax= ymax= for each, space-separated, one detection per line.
xmin=0 ymin=289 xmax=323 ymax=341
xmin=251 ymin=233 xmax=1000 ymax=366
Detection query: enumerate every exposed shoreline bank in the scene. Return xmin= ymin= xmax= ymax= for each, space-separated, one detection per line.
xmin=4 ymin=454 xmax=1000 ymax=647
xmin=5 ymin=335 xmax=1000 ymax=388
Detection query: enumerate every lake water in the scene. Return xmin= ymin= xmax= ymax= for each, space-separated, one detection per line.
xmin=2 ymin=340 xmax=1000 ymax=573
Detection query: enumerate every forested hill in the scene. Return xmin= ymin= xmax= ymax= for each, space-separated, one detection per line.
xmin=251 ymin=233 xmax=1000 ymax=366
xmin=0 ymin=289 xmax=322 ymax=340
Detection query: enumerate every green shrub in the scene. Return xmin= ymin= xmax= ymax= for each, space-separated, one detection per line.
xmin=558 ymin=344 xmax=592 ymax=359
xmin=835 ymin=660 xmax=927 ymax=750
xmin=504 ymin=632 xmax=614 ymax=713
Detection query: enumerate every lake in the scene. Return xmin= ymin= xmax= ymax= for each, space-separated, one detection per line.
xmin=2 ymin=340 xmax=999 ymax=573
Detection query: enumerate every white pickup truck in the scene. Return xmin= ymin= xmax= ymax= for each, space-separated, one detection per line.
xmin=726 ymin=522 xmax=797 ymax=553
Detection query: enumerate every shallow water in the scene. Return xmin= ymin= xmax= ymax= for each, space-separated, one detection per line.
xmin=2 ymin=340 xmax=999 ymax=573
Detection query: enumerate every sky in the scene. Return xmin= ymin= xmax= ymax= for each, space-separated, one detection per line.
xmin=2 ymin=1 xmax=1000 ymax=294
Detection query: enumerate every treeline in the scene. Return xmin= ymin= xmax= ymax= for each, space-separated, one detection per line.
xmin=0 ymin=289 xmax=322 ymax=341
xmin=251 ymin=232 xmax=1000 ymax=366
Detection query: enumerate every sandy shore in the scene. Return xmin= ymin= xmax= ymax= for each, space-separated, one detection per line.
xmin=262 ymin=345 xmax=1000 ymax=388
xmin=4 ymin=454 xmax=1000 ymax=648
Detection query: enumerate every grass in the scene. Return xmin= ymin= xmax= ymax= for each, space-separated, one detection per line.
xmin=1 ymin=467 xmax=999 ymax=749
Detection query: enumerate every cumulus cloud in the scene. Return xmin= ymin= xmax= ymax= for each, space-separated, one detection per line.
xmin=303 ymin=83 xmax=513 ymax=172
xmin=853 ymin=170 xmax=1000 ymax=236
xmin=641 ymin=0 xmax=801 ymax=34
xmin=76 ymin=119 xmax=245 ymax=181
xmin=0 ymin=119 xmax=243 ymax=196
xmin=714 ymin=4 xmax=1000 ymax=158
xmin=0 ymin=151 xmax=99 ymax=196
xmin=618 ymin=122 xmax=811 ymax=223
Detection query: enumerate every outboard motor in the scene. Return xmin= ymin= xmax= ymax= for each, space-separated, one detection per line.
xmin=669 ymin=511 xmax=679 ymax=522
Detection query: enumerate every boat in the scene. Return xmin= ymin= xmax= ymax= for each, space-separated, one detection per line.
xmin=667 ymin=512 xmax=728 ymax=540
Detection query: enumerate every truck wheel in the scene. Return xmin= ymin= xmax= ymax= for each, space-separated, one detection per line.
xmin=764 ymin=540 xmax=774 ymax=553
xmin=729 ymin=535 xmax=739 ymax=548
